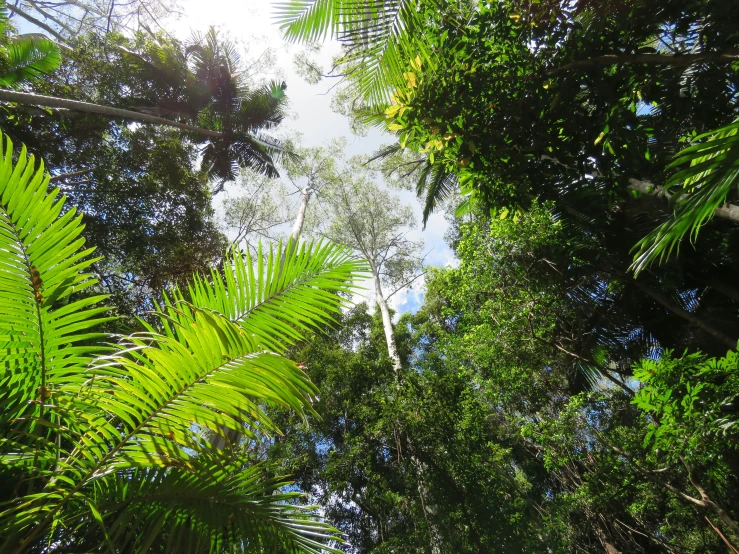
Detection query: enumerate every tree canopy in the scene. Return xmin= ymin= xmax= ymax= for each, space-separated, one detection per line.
xmin=2 ymin=0 xmax=739 ymax=551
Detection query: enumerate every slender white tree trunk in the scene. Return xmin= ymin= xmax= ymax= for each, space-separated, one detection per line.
xmin=369 ymin=261 xmax=402 ymax=375
xmin=291 ymin=187 xmax=312 ymax=242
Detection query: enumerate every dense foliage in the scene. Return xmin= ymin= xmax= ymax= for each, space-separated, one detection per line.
xmin=0 ymin=134 xmax=365 ymax=552
xmin=267 ymin=209 xmax=739 ymax=553
xmin=1 ymin=0 xmax=738 ymax=551
xmin=0 ymin=27 xmax=297 ymax=320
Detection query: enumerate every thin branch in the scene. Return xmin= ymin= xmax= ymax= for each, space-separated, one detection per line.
xmin=49 ymin=168 xmax=92 ymax=182
xmin=705 ymin=517 xmax=739 ymax=554
xmin=385 ymin=269 xmax=427 ymax=301
xmin=5 ymin=3 xmax=72 ymax=46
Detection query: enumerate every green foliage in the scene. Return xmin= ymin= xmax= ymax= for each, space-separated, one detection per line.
xmin=351 ymin=0 xmax=739 ymax=286
xmin=275 ymin=0 xmax=436 ymax=105
xmin=0 ymin=135 xmax=110 ymax=430
xmin=634 ymin=349 xmax=739 ymax=453
xmin=266 ymin=304 xmax=545 ymax=553
xmin=0 ymin=31 xmax=295 ymax=319
xmin=275 ymin=205 xmax=739 ymax=551
xmin=0 ymin=133 xmax=365 ymax=552
xmin=0 ymin=1 xmax=61 ymax=87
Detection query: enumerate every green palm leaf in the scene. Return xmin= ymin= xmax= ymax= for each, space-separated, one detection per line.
xmin=416 ymin=161 xmax=457 ymax=225
xmin=0 ymin=133 xmax=110 ymax=438
xmin=0 ymin=34 xmax=62 ymax=87
xmin=0 ymin=132 xmax=359 ymax=551
xmin=182 ymin=240 xmax=367 ymax=353
xmin=631 ymin=119 xmax=739 ymax=274
xmin=86 ymin=459 xmax=342 ymax=553
xmin=3 ymin=262 xmax=354 ymax=550
xmin=275 ymin=0 xmax=434 ymax=105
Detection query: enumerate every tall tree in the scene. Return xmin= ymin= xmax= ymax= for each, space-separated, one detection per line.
xmin=314 ymin=153 xmax=423 ymax=374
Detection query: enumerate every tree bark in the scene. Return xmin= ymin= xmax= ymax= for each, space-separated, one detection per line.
xmin=0 ymin=89 xmax=223 ymax=138
xmin=291 ymin=187 xmax=312 ymax=242
xmin=547 ymin=51 xmax=739 ymax=77
xmin=369 ymin=260 xmax=402 ymax=376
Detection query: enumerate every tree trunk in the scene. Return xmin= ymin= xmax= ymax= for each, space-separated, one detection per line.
xmin=291 ymin=187 xmax=312 ymax=242
xmin=369 ymin=261 xmax=402 ymax=376
xmin=0 ymin=89 xmax=223 ymax=138
xmin=628 ymin=178 xmax=739 ymax=224
xmin=368 ymin=261 xmax=442 ymax=553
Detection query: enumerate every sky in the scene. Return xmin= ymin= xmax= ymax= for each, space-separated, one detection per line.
xmin=167 ymin=0 xmax=455 ymax=316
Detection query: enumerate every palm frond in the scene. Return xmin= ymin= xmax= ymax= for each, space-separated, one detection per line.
xmin=0 ymin=134 xmax=358 ymax=552
xmin=631 ymin=119 xmax=739 ymax=274
xmin=3 ymin=258 xmax=352 ymax=550
xmin=87 ymin=458 xmax=343 ymax=553
xmin=182 ymin=240 xmax=367 ymax=353
xmin=0 ymin=133 xmax=110 ymax=437
xmin=275 ymin=0 xmax=339 ymax=43
xmin=366 ymin=142 xmax=402 ymax=165
xmin=275 ymin=0 xmax=434 ymax=105
xmin=418 ymin=162 xmax=457 ymax=225
xmin=0 ymin=34 xmax=61 ymax=87
xmin=237 ymin=80 xmax=288 ymax=132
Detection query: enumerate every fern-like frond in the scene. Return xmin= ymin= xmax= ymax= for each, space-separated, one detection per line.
xmin=0 ymin=133 xmax=110 ymax=439
xmin=417 ymin=162 xmax=457 ymax=226
xmin=0 ymin=131 xmax=358 ymax=552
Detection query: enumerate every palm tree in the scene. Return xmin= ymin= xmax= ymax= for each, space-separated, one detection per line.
xmin=0 ymin=133 xmax=365 ymax=552
xmin=0 ymin=28 xmax=290 ymax=187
